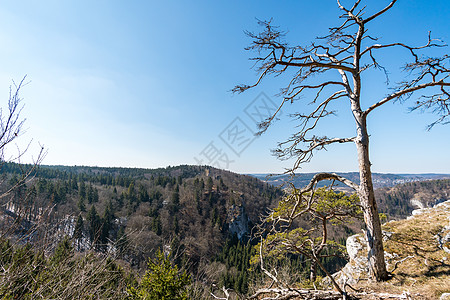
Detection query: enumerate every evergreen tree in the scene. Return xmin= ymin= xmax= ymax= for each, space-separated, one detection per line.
xmin=79 ymin=181 xmax=86 ymax=200
xmin=73 ymin=214 xmax=84 ymax=241
xmin=87 ymin=184 xmax=99 ymax=204
xmin=206 ymin=177 xmax=213 ymax=193
xmin=127 ymin=182 xmax=136 ymax=200
xmin=100 ymin=201 xmax=114 ymax=246
xmin=77 ymin=197 xmax=86 ymax=212
xmin=71 ymin=176 xmax=78 ymax=190
xmin=170 ymin=185 xmax=180 ymax=213
xmin=87 ymin=206 xmax=101 ymax=247
xmin=138 ymin=184 xmax=149 ymax=203
xmin=152 ymin=216 xmax=162 ymax=236
xmin=172 ymin=216 xmax=180 ymax=235
xmin=128 ymin=250 xmax=190 ymax=300
xmin=51 ymin=236 xmax=73 ymax=265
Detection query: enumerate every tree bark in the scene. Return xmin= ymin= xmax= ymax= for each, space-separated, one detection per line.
xmin=310 ymin=260 xmax=317 ymax=282
xmin=354 ymin=111 xmax=389 ymax=281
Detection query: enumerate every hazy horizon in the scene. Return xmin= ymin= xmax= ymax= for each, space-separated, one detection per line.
xmin=34 ymin=162 xmax=450 ymax=177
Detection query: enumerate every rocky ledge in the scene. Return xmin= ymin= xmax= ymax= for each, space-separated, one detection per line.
xmin=327 ymin=200 xmax=450 ymax=299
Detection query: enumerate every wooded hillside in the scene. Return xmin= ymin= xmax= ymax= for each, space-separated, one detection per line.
xmin=1 ymin=163 xmax=448 ymax=298
xmin=0 ymin=163 xmax=283 ymax=295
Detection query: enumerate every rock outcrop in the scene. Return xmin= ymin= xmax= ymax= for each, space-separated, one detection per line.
xmin=227 ymin=204 xmax=250 ymax=240
xmin=326 ymin=200 xmax=450 ymax=298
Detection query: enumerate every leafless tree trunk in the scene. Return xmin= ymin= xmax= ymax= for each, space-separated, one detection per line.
xmin=354 ymin=115 xmax=387 ymax=279
xmin=234 ymin=0 xmax=449 ymax=281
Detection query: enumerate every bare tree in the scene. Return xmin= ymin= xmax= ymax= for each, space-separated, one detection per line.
xmin=0 ymin=77 xmax=46 ymax=241
xmin=0 ymin=77 xmax=45 ymax=200
xmin=234 ymin=0 xmax=449 ymax=281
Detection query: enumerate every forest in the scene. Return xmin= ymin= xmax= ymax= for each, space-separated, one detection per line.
xmin=1 ymin=162 xmax=448 ymax=298
xmin=0 ymin=163 xmax=282 ymax=298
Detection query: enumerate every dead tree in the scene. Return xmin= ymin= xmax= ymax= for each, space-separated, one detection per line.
xmin=0 ymin=77 xmax=45 ymax=236
xmin=234 ymin=0 xmax=449 ymax=281
xmin=0 ymin=77 xmax=45 ymax=181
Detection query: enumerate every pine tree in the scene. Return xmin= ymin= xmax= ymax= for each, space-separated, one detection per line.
xmin=73 ymin=215 xmax=84 ymax=241
xmin=51 ymin=236 xmax=73 ymax=265
xmin=79 ymin=181 xmax=86 ymax=200
xmin=87 ymin=205 xmax=101 ymax=247
xmin=170 ymin=185 xmax=180 ymax=213
xmin=100 ymin=203 xmax=113 ymax=247
xmin=206 ymin=177 xmax=213 ymax=193
xmin=127 ymin=250 xmax=190 ymax=300
xmin=77 ymin=197 xmax=86 ymax=212
xmin=152 ymin=216 xmax=162 ymax=236
xmin=172 ymin=216 xmax=180 ymax=235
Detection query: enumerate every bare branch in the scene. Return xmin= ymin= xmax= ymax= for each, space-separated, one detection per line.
xmin=363 ymin=0 xmax=397 ymax=24
xmin=302 ymin=172 xmax=359 ymax=192
xmin=0 ymin=145 xmax=46 ymax=200
xmin=276 ymin=136 xmax=355 ymax=173
xmin=276 ymin=59 xmax=355 ymax=74
xmin=210 ymin=286 xmax=231 ymax=300
xmin=360 ymin=34 xmax=446 ymax=60
xmin=365 ymin=81 xmax=450 ymax=116
xmin=0 ymin=77 xmax=28 ymax=152
xmin=0 ymin=77 xmax=47 ymax=200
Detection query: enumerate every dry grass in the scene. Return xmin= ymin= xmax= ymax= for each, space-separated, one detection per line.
xmin=355 ymin=203 xmax=450 ymax=299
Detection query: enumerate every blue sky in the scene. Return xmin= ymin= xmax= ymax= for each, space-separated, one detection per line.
xmin=0 ymin=0 xmax=448 ymax=174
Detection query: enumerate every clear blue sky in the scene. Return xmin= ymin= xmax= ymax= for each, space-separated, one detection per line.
xmin=0 ymin=0 xmax=448 ymax=174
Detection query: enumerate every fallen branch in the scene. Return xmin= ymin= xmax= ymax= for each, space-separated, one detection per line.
xmin=389 ymin=255 xmax=415 ymax=273
xmin=248 ymin=287 xmax=343 ymax=300
xmin=210 ymin=286 xmax=231 ymax=300
xmin=248 ymin=287 xmax=415 ymax=300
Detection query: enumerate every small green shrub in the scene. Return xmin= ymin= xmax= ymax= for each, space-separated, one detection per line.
xmin=128 ymin=250 xmax=191 ymax=300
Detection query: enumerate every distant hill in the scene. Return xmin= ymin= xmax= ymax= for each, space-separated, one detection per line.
xmin=251 ymin=172 xmax=450 ymax=220
xmin=376 ymin=178 xmax=450 ymax=219
xmin=250 ymin=172 xmax=450 ymax=189
xmin=0 ymin=163 xmax=282 ymax=273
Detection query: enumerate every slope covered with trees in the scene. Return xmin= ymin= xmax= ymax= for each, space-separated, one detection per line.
xmin=1 ymin=161 xmax=449 ymax=298
xmin=376 ymin=179 xmax=450 ymax=218
xmin=0 ymin=163 xmax=283 ymax=296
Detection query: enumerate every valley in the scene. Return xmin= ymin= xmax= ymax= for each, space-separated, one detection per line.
xmin=0 ymin=163 xmax=449 ymax=298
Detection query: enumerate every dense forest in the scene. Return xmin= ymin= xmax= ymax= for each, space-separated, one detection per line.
xmin=0 ymin=162 xmax=448 ymax=298
xmin=0 ymin=163 xmax=284 ymax=297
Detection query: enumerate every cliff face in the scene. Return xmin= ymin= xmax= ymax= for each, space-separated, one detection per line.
xmin=329 ymin=200 xmax=450 ymax=299
xmin=227 ymin=204 xmax=250 ymax=240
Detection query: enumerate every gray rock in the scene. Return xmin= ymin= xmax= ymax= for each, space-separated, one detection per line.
xmin=324 ymin=234 xmax=369 ymax=287
xmin=410 ymin=198 xmax=425 ymax=209
xmin=227 ymin=204 xmax=249 ymax=240
xmin=435 ymin=225 xmax=450 ymax=254
xmin=440 ymin=293 xmax=450 ymax=300
xmin=382 ymin=231 xmax=394 ymax=242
